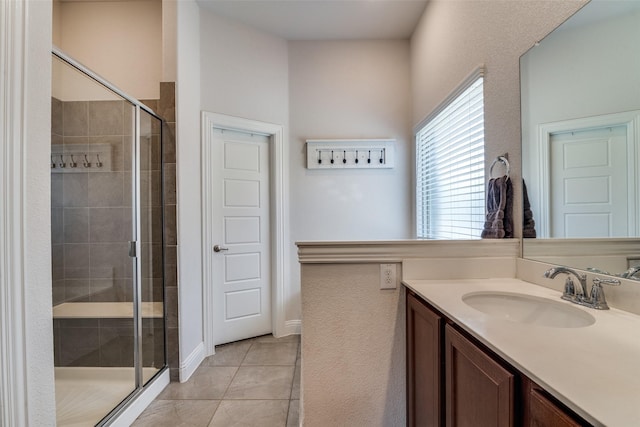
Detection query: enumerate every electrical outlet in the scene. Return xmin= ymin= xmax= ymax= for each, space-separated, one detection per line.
xmin=380 ymin=263 xmax=397 ymax=289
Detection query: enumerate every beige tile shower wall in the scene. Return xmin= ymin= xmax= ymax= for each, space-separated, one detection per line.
xmin=157 ymin=82 xmax=179 ymax=381
xmin=51 ymin=97 xmax=65 ymax=305
xmin=52 ymin=90 xmax=172 ymax=370
xmin=54 ymin=98 xmax=138 ymax=367
xmin=138 ymin=98 xmax=164 ymax=305
xmin=57 ymin=99 xmax=134 ymax=305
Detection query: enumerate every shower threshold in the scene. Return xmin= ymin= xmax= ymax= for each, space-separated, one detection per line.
xmin=55 ymin=366 xmax=160 ymax=426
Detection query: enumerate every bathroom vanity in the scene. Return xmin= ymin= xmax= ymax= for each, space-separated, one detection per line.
xmin=297 ymin=240 xmax=640 ymax=426
xmin=404 ymin=278 xmax=640 ymax=427
xmin=407 ymin=287 xmax=585 ymax=426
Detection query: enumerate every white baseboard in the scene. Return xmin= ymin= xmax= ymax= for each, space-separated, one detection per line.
xmin=180 ymin=341 xmax=205 ymax=382
xmin=282 ymin=320 xmax=301 ymax=336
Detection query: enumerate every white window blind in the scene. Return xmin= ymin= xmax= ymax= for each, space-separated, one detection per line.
xmin=416 ymin=74 xmax=485 ymax=239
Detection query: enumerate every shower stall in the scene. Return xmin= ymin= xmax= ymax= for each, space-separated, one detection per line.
xmin=51 ymin=49 xmax=168 ymax=426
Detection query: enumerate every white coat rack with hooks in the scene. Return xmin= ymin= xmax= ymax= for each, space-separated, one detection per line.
xmin=306 ymin=139 xmax=395 ymax=169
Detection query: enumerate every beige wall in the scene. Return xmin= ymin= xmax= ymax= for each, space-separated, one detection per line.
xmin=288 ymin=40 xmax=412 ymax=321
xmin=410 ymin=0 xmax=587 ymax=237
xmin=53 ymin=0 xmax=62 ymax=46
xmin=162 ymin=0 xmax=177 ymax=82
xmin=55 ymin=0 xmax=163 ymax=100
xmin=301 ymin=263 xmax=407 ymax=426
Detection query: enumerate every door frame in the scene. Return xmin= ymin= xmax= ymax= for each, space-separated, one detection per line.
xmin=1 ymin=2 xmax=30 ymax=424
xmin=537 ymin=110 xmax=640 ymax=237
xmin=201 ymin=111 xmax=290 ymax=355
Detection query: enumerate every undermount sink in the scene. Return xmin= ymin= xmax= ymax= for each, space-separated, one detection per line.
xmin=462 ymin=291 xmax=596 ymax=328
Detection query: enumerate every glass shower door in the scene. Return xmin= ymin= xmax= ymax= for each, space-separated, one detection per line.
xmin=51 ymin=54 xmax=138 ymax=426
xmin=52 ymin=50 xmax=167 ymax=426
xmin=138 ymin=107 xmax=166 ymax=385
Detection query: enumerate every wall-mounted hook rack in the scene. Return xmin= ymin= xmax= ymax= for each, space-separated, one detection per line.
xmin=306 ymin=139 xmax=395 ymax=169
xmin=51 ymin=143 xmax=112 ymax=173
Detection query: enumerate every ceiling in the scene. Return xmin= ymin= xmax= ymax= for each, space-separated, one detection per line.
xmin=196 ymin=0 xmax=429 ymax=40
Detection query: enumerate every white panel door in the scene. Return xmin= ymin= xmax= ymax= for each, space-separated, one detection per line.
xmin=211 ymin=128 xmax=271 ymax=345
xmin=550 ymin=125 xmax=628 ymax=238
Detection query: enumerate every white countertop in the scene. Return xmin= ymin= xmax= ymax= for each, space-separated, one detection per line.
xmin=403 ymin=278 xmax=640 ymax=427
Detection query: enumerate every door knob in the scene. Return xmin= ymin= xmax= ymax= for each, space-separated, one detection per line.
xmin=213 ymin=245 xmax=229 ymax=252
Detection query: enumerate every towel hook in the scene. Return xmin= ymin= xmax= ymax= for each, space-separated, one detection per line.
xmin=490 ymin=155 xmax=510 ymax=178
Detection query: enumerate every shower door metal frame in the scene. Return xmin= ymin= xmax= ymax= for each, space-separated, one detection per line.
xmin=51 ymin=47 xmax=168 ymax=426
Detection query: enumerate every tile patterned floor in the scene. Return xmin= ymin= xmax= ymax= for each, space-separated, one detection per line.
xmin=132 ymin=335 xmax=300 ymax=427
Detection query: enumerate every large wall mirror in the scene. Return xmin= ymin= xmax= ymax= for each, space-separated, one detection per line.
xmin=521 ymin=0 xmax=640 ymax=278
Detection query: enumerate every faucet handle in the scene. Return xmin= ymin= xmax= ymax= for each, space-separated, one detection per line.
xmin=561 ymin=277 xmax=577 ymax=302
xmin=621 ymin=266 xmax=640 ymax=279
xmin=592 ymin=277 xmax=621 ymax=287
xmin=590 ymin=277 xmax=621 ymax=310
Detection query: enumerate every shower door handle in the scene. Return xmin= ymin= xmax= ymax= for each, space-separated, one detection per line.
xmin=129 ymin=241 xmax=137 ymax=258
xmin=213 ymin=245 xmax=229 ymax=253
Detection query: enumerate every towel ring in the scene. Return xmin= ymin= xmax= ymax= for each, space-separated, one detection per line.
xmin=490 ymin=155 xmax=510 ymax=178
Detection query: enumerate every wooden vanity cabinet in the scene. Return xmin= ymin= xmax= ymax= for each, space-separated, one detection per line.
xmin=406 ymin=289 xmax=590 ymax=427
xmin=407 ymin=290 xmax=443 ymax=427
xmin=445 ymin=324 xmax=515 ymax=426
xmin=525 ymin=381 xmax=584 ymax=427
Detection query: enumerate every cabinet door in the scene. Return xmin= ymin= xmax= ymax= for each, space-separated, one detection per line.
xmin=445 ymin=325 xmax=515 ymax=427
xmin=407 ymin=291 xmax=443 ymax=427
xmin=528 ymin=387 xmax=584 ymax=427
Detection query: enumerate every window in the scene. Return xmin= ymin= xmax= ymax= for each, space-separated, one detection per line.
xmin=416 ymin=69 xmax=485 ymax=239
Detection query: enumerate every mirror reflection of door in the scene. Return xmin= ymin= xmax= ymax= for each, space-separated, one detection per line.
xmin=549 ymin=125 xmax=630 ymax=238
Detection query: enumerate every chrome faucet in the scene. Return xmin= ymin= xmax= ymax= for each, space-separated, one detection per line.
xmin=543 ymin=267 xmax=621 ymax=310
xmin=589 ymin=277 xmax=620 ymax=310
xmin=586 ymin=267 xmax=610 ymax=275
xmin=544 ymin=266 xmax=588 ymax=302
xmin=620 ymin=266 xmax=640 ymax=280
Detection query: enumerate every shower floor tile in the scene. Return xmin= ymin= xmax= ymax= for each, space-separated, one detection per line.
xmin=55 ymin=367 xmax=159 ymax=426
